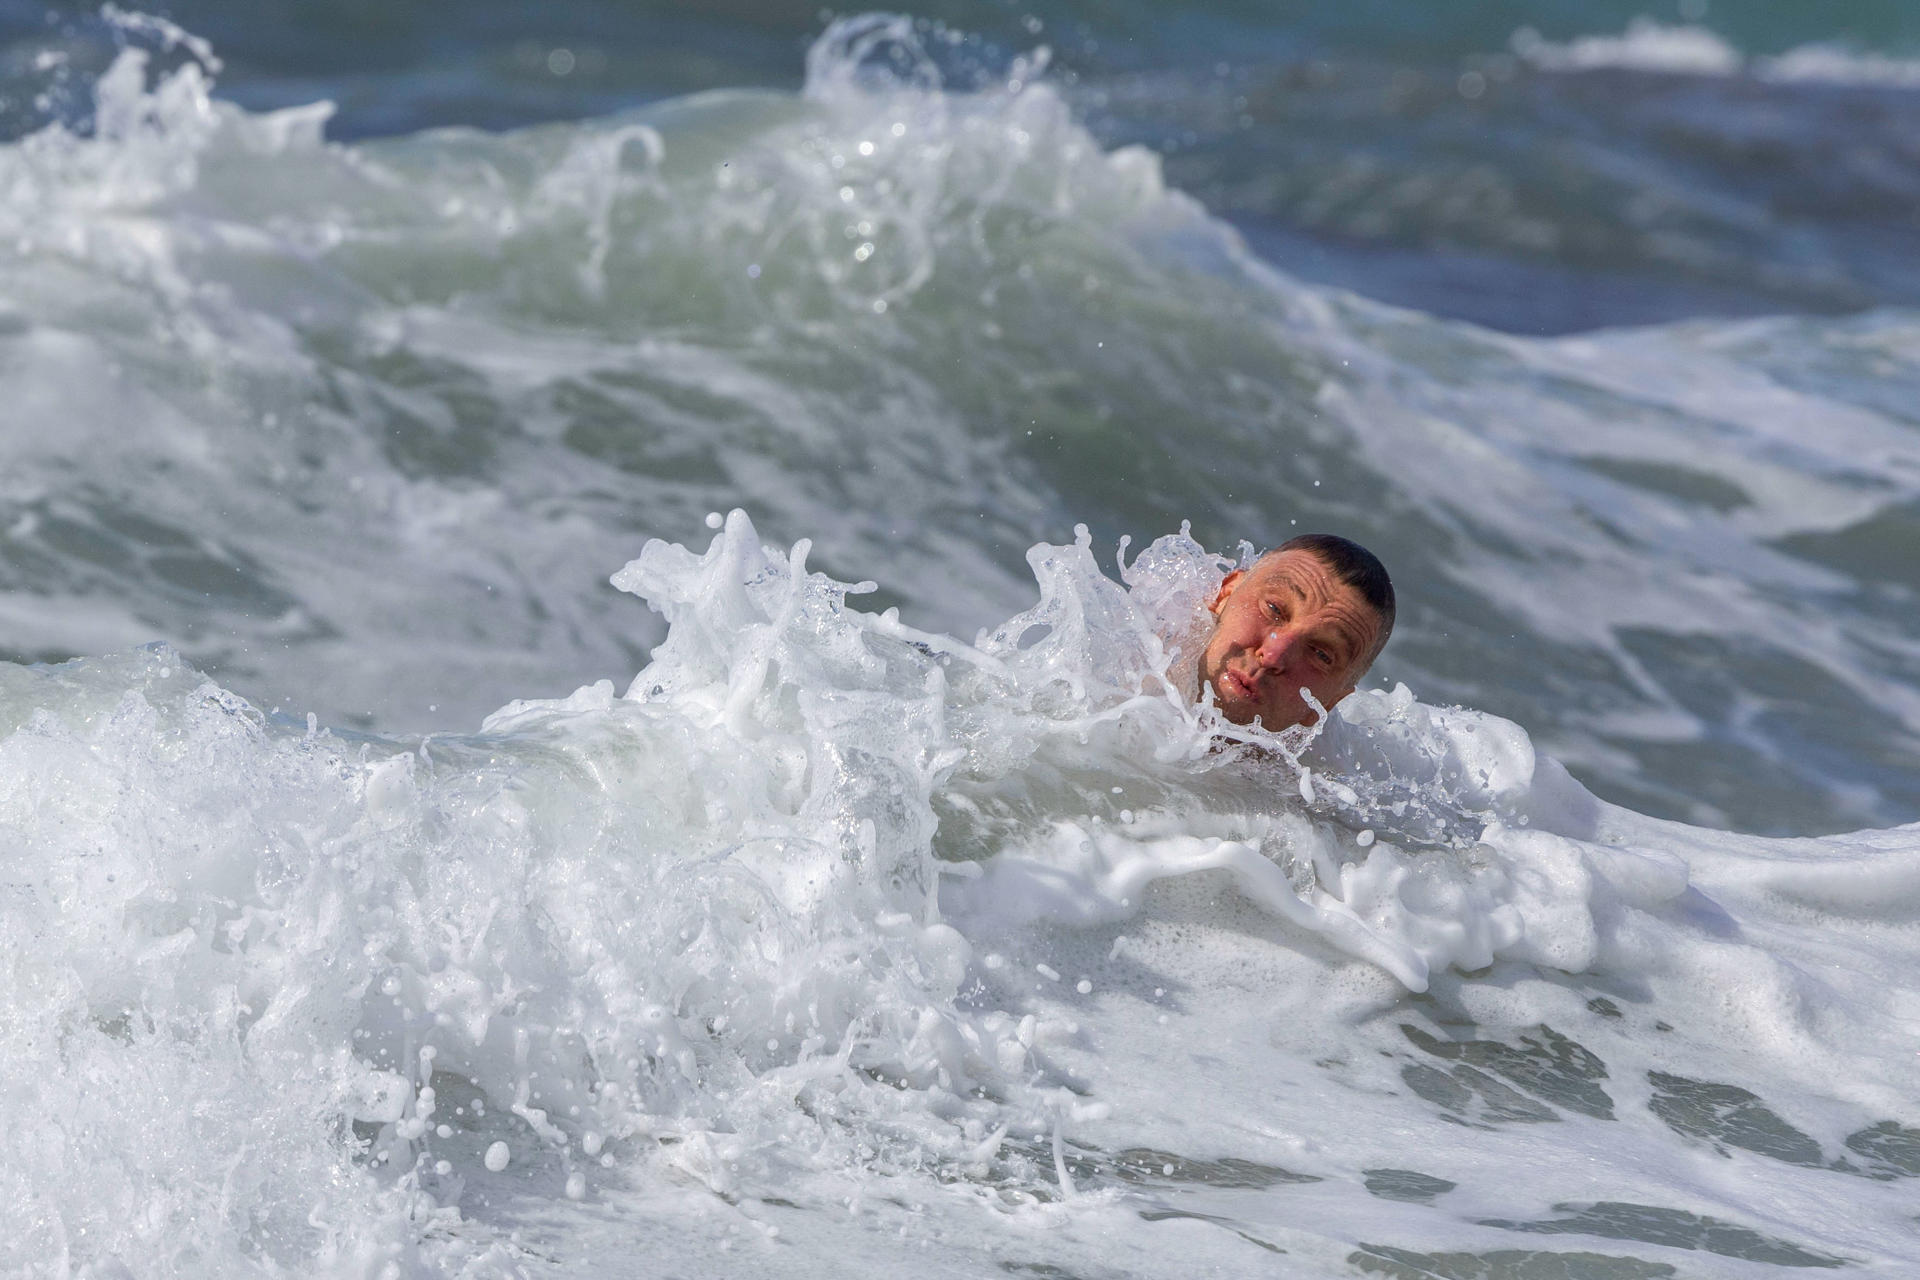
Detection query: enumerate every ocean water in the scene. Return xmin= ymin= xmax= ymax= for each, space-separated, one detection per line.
xmin=2 ymin=6 xmax=1919 ymax=1277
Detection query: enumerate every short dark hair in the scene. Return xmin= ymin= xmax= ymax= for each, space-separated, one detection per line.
xmin=1271 ymin=533 xmax=1395 ymax=668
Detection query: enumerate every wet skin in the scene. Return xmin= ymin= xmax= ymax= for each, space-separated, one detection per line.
xmin=1198 ymin=549 xmax=1384 ymax=730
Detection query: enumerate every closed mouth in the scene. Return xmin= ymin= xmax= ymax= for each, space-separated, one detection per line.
xmin=1220 ymin=668 xmax=1257 ymax=701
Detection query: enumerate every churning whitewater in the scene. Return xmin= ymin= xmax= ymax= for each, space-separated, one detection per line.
xmin=4 ymin=8 xmax=1920 ymax=1279
xmin=5 ymin=512 xmax=1919 ymax=1277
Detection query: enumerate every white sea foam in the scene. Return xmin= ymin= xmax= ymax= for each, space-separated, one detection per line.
xmin=1513 ymin=17 xmax=1920 ymax=89
xmin=1511 ymin=20 xmax=1742 ymax=77
xmin=1760 ymin=44 xmax=1920 ymax=89
xmin=5 ymin=512 xmax=1919 ymax=1276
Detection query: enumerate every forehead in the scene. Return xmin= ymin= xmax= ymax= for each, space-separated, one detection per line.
xmin=1245 ymin=549 xmax=1382 ymax=641
xmin=1248 ymin=548 xmax=1351 ymax=599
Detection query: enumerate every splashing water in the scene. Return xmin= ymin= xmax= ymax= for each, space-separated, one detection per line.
xmin=5 ymin=511 xmax=1920 ymax=1276
xmin=5 ymin=10 xmax=1920 ymax=1277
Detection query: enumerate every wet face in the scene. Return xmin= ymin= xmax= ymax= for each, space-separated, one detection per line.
xmin=1196 ymin=549 xmax=1384 ymax=730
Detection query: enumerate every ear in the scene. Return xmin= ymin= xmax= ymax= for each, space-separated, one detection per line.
xmin=1208 ymin=569 xmax=1244 ymax=617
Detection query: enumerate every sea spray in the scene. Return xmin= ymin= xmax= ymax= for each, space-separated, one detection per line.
xmin=7 ymin=514 xmax=1919 ymax=1274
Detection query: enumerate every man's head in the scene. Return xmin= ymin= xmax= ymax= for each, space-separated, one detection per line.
xmin=1197 ymin=533 xmax=1395 ymax=730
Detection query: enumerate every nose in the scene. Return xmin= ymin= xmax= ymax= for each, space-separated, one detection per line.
xmin=1255 ymin=626 xmax=1300 ymax=671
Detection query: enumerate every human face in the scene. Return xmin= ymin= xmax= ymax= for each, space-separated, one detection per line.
xmin=1196 ymin=549 xmax=1382 ymax=730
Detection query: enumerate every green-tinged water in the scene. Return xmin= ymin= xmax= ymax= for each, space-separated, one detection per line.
xmin=3 ymin=12 xmax=1920 ymax=833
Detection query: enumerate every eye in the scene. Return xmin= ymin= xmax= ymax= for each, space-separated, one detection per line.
xmin=1312 ymin=646 xmax=1334 ymax=667
xmin=1265 ymin=601 xmax=1287 ymax=622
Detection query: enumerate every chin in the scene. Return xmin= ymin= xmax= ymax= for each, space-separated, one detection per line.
xmin=1214 ymin=694 xmax=1258 ymax=726
xmin=1254 ymin=704 xmax=1311 ymax=731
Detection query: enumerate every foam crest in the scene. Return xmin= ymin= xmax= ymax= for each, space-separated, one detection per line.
xmin=1514 ymin=18 xmax=1920 ymax=90
xmin=1511 ymin=20 xmax=1742 ymax=76
xmin=1762 ymin=44 xmax=1920 ymax=88
xmin=0 ymin=36 xmax=330 ymax=253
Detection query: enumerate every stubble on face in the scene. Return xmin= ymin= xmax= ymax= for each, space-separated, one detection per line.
xmin=1197 ymin=550 xmax=1381 ymax=730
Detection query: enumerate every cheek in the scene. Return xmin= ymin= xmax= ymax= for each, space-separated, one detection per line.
xmin=1202 ymin=618 xmax=1243 ymax=664
xmin=1306 ymin=676 xmax=1351 ymax=711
